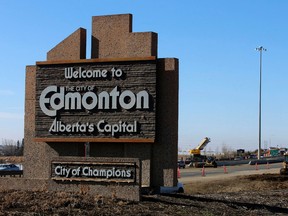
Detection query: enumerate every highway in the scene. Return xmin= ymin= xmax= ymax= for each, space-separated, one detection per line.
xmin=179 ymin=162 xmax=283 ymax=183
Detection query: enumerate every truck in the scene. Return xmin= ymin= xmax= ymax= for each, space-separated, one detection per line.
xmin=188 ymin=137 xmax=217 ymax=168
xmin=280 ymin=152 xmax=288 ymax=175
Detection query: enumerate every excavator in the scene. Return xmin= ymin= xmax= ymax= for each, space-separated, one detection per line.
xmin=280 ymin=152 xmax=288 ymax=175
xmin=188 ymin=137 xmax=217 ymax=168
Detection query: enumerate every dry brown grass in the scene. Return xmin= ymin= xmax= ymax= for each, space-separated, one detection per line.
xmin=0 ymin=174 xmax=288 ymax=215
xmin=184 ymin=173 xmax=288 ymax=194
xmin=0 ymin=156 xmax=24 ymax=164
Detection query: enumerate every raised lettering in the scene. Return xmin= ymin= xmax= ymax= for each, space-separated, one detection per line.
xmin=39 ymin=86 xmax=150 ymax=117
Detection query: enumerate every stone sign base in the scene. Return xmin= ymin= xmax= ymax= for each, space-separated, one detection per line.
xmin=0 ymin=157 xmax=141 ymax=201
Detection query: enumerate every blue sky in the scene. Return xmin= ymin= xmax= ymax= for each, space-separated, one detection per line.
xmin=1 ymin=1 xmax=288 ymax=152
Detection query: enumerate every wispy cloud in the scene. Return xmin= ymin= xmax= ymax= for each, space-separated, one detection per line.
xmin=0 ymin=90 xmax=14 ymax=96
xmin=0 ymin=112 xmax=24 ymax=120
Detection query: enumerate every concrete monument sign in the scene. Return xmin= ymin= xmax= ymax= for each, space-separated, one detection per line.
xmin=1 ymin=14 xmax=178 ymax=201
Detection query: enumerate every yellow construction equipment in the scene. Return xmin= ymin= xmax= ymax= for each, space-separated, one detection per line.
xmin=188 ymin=137 xmax=217 ymax=168
xmin=280 ymin=152 xmax=288 ymax=175
xmin=189 ymin=137 xmax=211 ymax=155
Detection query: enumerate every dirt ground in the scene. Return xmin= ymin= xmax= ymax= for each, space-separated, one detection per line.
xmin=0 ymin=173 xmax=288 ymax=215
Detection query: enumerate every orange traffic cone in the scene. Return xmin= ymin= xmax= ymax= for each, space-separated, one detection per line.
xmin=177 ymin=167 xmax=181 ymax=178
xmin=223 ymin=165 xmax=228 ymax=174
xmin=201 ymin=166 xmax=206 ymax=177
xmin=266 ymin=162 xmax=270 ymax=169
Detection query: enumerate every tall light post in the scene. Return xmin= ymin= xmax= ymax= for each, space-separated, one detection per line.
xmin=256 ymin=46 xmax=267 ymax=160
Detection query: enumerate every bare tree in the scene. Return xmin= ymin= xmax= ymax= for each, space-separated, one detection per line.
xmin=221 ymin=143 xmax=235 ymax=159
xmin=1 ymin=139 xmax=23 ymax=156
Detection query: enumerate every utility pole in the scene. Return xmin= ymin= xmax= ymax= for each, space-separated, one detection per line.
xmin=256 ymin=46 xmax=267 ymax=160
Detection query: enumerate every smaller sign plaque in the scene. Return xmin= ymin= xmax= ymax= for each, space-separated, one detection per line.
xmin=51 ymin=161 xmax=136 ymax=183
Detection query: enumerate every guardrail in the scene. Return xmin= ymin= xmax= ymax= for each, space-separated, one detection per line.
xmin=0 ymin=170 xmax=23 ymax=177
xmin=216 ymin=157 xmax=283 ymax=166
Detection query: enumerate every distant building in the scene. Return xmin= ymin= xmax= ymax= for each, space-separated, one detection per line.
xmin=279 ymin=148 xmax=288 ymax=155
xmin=237 ymin=149 xmax=245 ymax=156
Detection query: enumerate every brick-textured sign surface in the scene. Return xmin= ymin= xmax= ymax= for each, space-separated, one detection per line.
xmin=35 ymin=60 xmax=156 ymax=140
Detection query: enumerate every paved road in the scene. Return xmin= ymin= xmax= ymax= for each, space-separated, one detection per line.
xmin=179 ymin=162 xmax=283 ymax=183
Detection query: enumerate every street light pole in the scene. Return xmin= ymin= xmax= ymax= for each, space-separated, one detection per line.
xmin=256 ymin=46 xmax=267 ymax=160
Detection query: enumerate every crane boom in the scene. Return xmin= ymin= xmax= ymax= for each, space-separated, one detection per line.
xmin=195 ymin=137 xmax=210 ymax=150
xmin=189 ymin=137 xmax=211 ymax=155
